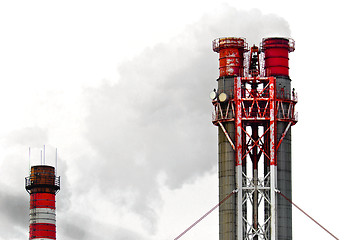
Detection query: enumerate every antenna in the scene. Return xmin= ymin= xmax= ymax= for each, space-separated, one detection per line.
xmin=40 ymin=150 xmax=43 ymax=165
xmin=28 ymin=147 xmax=31 ymax=174
xmin=43 ymin=145 xmax=46 ymax=165
xmin=55 ymin=148 xmax=58 ymax=175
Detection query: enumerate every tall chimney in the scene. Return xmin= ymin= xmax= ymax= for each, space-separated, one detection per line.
xmin=25 ymin=165 xmax=60 ymax=240
xmin=212 ymin=37 xmax=247 ymax=240
xmin=212 ymin=36 xmax=297 ymax=240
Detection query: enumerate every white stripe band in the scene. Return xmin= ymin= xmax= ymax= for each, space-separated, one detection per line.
xmin=29 ymin=208 xmax=56 ymax=224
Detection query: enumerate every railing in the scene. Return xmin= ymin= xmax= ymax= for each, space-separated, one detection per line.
xmin=212 ymin=37 xmax=248 ymax=52
xmin=214 ymin=86 xmax=297 ymax=102
xmin=213 ymin=106 xmax=297 ymax=122
xmin=25 ymin=176 xmax=60 ymax=189
xmin=212 ymin=111 xmax=235 ymax=122
xmin=277 ymin=111 xmax=298 ymax=123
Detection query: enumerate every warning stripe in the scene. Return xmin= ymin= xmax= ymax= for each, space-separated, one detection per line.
xmin=30 ymin=208 xmax=56 ymax=225
xmin=30 ymin=193 xmax=55 ymax=209
xmin=30 ymin=193 xmax=56 ymax=239
xmin=29 ymin=223 xmax=56 ymax=239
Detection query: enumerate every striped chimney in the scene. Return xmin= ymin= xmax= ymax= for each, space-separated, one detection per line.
xmin=25 ymin=165 xmax=60 ymax=240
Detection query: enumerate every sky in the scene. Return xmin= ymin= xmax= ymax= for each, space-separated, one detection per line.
xmin=0 ymin=1 xmax=360 ymax=239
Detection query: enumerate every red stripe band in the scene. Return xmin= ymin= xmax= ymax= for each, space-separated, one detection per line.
xmin=30 ymin=193 xmax=55 ymax=209
xmin=30 ymin=223 xmax=56 ymax=239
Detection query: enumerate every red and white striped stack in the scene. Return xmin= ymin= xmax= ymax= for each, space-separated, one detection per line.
xmin=26 ymin=165 xmax=60 ymax=240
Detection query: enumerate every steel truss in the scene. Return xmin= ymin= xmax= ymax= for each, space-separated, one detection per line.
xmin=212 ymin=77 xmax=297 ymax=240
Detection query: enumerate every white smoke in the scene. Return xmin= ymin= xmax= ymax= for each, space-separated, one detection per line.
xmin=0 ymin=6 xmax=291 ymax=240
xmin=78 ymin=6 xmax=291 ymax=238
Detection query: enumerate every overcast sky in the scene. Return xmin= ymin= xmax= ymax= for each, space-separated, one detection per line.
xmin=0 ymin=1 xmax=360 ymax=240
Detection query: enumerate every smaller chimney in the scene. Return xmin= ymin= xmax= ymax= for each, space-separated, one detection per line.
xmin=25 ymin=165 xmax=60 ymax=240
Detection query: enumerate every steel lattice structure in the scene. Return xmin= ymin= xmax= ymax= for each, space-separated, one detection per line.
xmin=211 ymin=37 xmax=297 ymax=240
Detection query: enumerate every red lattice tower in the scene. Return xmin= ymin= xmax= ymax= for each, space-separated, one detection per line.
xmin=212 ymin=37 xmax=297 ymax=240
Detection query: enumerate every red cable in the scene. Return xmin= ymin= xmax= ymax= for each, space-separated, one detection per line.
xmin=276 ymin=190 xmax=339 ymax=240
xmin=174 ymin=189 xmax=237 ymax=240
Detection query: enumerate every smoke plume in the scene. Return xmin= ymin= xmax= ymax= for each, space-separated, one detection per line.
xmin=0 ymin=6 xmax=291 ymax=240
xmin=79 ymin=7 xmax=291 ymax=238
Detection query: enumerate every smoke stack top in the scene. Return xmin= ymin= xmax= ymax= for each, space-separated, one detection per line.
xmin=212 ymin=37 xmax=248 ymax=77
xmin=261 ymin=37 xmax=295 ymax=77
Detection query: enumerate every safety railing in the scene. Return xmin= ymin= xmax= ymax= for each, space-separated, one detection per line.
xmin=212 ymin=112 xmax=235 ymax=122
xmin=25 ymin=176 xmax=60 ymax=189
xmin=277 ymin=111 xmax=298 ymax=123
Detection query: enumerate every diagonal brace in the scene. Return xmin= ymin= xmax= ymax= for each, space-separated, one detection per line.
xmin=276 ymin=122 xmax=292 ymax=151
xmin=218 ymin=121 xmax=235 ymax=151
